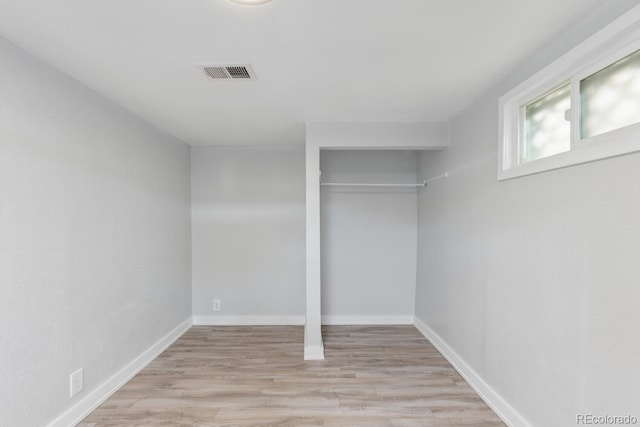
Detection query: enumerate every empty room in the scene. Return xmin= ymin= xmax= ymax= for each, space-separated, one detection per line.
xmin=2 ymin=0 xmax=640 ymax=426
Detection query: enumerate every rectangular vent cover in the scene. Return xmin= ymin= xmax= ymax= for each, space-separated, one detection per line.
xmin=203 ymin=65 xmax=255 ymax=80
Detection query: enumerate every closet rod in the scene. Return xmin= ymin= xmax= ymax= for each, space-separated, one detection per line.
xmin=320 ymin=182 xmax=425 ymax=188
xmin=424 ymin=172 xmax=449 ymax=185
xmin=319 ymin=172 xmax=448 ymax=188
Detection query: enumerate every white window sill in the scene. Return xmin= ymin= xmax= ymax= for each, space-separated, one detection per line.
xmin=498 ymin=123 xmax=640 ymax=180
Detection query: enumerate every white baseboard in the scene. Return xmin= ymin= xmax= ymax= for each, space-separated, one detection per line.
xmin=304 ymin=345 xmax=325 ymax=360
xmin=192 ymin=315 xmax=414 ymax=326
xmin=192 ymin=315 xmax=305 ymax=326
xmin=413 ymin=317 xmax=530 ymax=427
xmin=47 ymin=318 xmax=192 ymax=427
xmin=322 ymin=315 xmax=414 ymax=325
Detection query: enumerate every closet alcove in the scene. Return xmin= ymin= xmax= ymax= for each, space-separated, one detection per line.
xmin=319 ymin=150 xmax=421 ymax=324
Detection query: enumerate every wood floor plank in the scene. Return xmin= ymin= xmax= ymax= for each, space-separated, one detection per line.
xmin=78 ymin=325 xmax=505 ymax=426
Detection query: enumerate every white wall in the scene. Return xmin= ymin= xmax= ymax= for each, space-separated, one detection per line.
xmin=191 ymin=147 xmax=306 ymax=323
xmin=321 ymin=150 xmax=417 ymax=322
xmin=306 ymin=122 xmax=449 ymax=150
xmin=0 ymin=37 xmax=192 ymax=427
xmin=415 ymin=1 xmax=640 ymax=426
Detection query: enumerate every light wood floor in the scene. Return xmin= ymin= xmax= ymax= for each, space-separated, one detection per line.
xmin=79 ymin=325 xmax=505 ymax=426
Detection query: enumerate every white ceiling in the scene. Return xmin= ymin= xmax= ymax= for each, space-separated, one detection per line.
xmin=0 ymin=0 xmax=605 ymax=146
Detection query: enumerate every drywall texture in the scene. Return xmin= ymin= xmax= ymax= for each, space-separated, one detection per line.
xmin=0 ymin=37 xmax=191 ymax=427
xmin=191 ymin=147 xmax=306 ymax=321
xmin=415 ymin=2 xmax=640 ymax=426
xmin=321 ymin=150 xmax=417 ymax=320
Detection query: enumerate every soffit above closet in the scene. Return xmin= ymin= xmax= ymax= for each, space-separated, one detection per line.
xmin=0 ymin=0 xmax=604 ymax=146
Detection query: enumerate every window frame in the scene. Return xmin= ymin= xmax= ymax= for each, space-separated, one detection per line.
xmin=498 ymin=5 xmax=640 ymax=181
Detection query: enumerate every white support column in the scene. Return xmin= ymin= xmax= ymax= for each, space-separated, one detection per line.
xmin=304 ymin=141 xmax=324 ymax=360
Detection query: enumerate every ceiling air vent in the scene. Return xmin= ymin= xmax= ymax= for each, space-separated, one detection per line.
xmin=203 ymin=64 xmax=256 ymax=80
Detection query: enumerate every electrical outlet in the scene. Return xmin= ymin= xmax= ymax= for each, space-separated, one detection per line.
xmin=213 ymin=299 xmax=221 ymax=312
xmin=70 ymin=368 xmax=84 ymax=398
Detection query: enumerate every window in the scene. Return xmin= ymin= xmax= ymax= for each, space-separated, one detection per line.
xmin=499 ymin=6 xmax=640 ymax=180
xmin=522 ymin=83 xmax=571 ymax=163
xmin=580 ymin=48 xmax=640 ymax=139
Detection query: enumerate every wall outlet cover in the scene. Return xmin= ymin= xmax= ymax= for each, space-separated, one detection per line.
xmin=70 ymin=368 xmax=84 ymax=398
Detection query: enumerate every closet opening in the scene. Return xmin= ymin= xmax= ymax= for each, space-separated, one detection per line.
xmin=319 ymin=150 xmax=421 ymax=326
